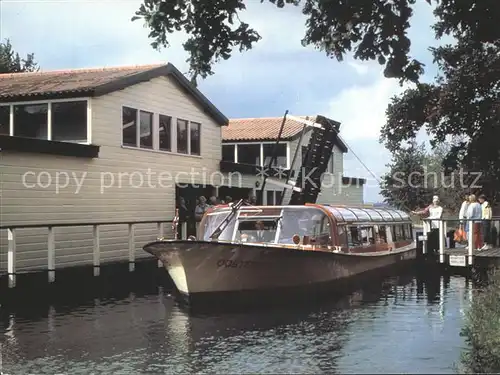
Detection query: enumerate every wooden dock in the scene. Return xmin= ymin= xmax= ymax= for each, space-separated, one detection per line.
xmin=0 ymin=219 xmax=184 ymax=289
xmin=441 ymin=247 xmax=500 ymax=268
xmin=420 ymin=218 xmax=500 ymax=269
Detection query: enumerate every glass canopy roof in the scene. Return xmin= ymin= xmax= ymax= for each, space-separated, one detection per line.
xmin=323 ymin=205 xmax=411 ymax=223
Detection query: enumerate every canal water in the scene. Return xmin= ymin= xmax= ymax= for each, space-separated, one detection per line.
xmin=1 ymin=269 xmax=472 ymax=374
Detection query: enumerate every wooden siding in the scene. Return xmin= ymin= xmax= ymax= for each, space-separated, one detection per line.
xmin=0 ymin=76 xmax=222 ymax=273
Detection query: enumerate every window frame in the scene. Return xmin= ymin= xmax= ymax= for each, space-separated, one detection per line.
xmin=120 ymin=106 xmax=202 ymax=157
xmin=263 ymin=143 xmax=287 ymax=168
xmin=222 ymin=141 xmax=291 ymax=168
xmin=158 ymin=114 xmax=172 ymax=152
xmin=222 ymin=144 xmax=236 ymax=162
xmin=176 ymin=117 xmax=189 ymax=155
xmin=190 ymin=121 xmax=201 ymax=156
xmin=139 ymin=110 xmax=154 ymax=149
xmin=265 ymin=190 xmax=283 ymax=206
xmin=1 ymin=98 xmax=91 ymax=144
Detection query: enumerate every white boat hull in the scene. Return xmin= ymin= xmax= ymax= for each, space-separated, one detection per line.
xmin=144 ymin=240 xmax=417 ymax=299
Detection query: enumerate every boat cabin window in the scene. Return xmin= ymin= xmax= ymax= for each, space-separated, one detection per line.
xmin=277 ymin=208 xmax=332 ymax=245
xmin=407 ymin=224 xmax=413 ymax=239
xmin=200 ymin=211 xmax=236 ymax=241
xmin=346 ymin=225 xmax=376 ymax=246
xmin=391 ymin=224 xmax=413 ymax=241
xmin=376 ymin=225 xmax=388 ymax=243
xmin=235 ymin=220 xmax=278 ymax=243
xmin=337 ymin=225 xmax=348 ymax=247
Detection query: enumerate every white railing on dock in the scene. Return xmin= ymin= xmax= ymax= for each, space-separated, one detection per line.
xmin=420 ymin=217 xmax=500 ymax=267
xmin=1 ymin=220 xmax=191 ymax=289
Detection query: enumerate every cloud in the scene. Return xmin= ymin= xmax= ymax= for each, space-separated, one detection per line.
xmin=327 ymin=74 xmax=406 ymax=141
xmin=347 ymin=62 xmax=370 ymax=76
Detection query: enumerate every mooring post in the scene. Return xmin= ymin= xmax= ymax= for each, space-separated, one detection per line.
xmin=422 ymin=220 xmax=428 ymax=255
xmin=157 ymin=222 xmax=164 ymax=267
xmin=7 ymin=228 xmax=16 ymax=288
xmin=93 ymin=225 xmax=100 ymax=276
xmin=47 ymin=226 xmax=56 ymax=283
xmin=443 ymin=221 xmax=451 ymax=248
xmin=438 ymin=220 xmax=445 ymax=263
xmin=468 ymin=220 xmax=474 ymax=266
xmin=128 ymin=224 xmax=135 ymax=272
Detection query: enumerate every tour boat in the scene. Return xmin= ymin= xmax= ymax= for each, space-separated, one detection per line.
xmin=143 ymin=202 xmax=417 ymax=305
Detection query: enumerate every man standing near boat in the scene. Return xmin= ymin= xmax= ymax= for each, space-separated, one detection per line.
xmin=412 ymin=195 xmax=443 ymax=254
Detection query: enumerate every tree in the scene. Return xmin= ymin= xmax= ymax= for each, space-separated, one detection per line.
xmin=422 ymin=142 xmax=469 ymax=211
xmin=0 ymin=39 xmax=38 ymax=73
xmin=380 ymin=140 xmax=432 ymax=211
xmin=380 ymin=33 xmax=500 ymax=203
xmin=380 ymin=141 xmax=468 ymax=212
xmin=132 ymin=0 xmax=500 ymax=85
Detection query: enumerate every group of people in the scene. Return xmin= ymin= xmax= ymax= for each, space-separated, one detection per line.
xmin=458 ymin=193 xmax=492 ymax=250
xmin=412 ymin=193 xmax=493 ymax=251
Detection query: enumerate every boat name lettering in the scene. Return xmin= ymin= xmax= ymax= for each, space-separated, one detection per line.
xmin=217 ymin=259 xmax=258 ymax=268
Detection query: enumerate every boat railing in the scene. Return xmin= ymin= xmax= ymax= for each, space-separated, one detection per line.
xmin=0 ymin=219 xmax=174 ymax=289
xmin=420 ymin=217 xmax=500 ymax=266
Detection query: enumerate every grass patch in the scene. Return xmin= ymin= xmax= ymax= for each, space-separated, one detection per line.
xmin=459 ymin=269 xmax=500 ymax=373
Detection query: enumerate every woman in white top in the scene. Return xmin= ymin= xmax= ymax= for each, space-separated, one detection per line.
xmin=459 ymin=194 xmax=470 ymax=234
xmin=466 ymin=194 xmax=483 ymax=250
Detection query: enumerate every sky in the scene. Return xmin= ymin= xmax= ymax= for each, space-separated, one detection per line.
xmin=0 ymin=0 xmax=444 ymax=202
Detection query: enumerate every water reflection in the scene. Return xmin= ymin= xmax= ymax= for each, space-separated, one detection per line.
xmin=1 ymin=270 xmax=474 ymax=374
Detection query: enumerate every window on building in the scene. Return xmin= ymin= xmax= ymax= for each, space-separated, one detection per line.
xmin=51 ymin=101 xmax=87 ymax=142
xmin=222 ymin=144 xmax=235 ymax=162
xmin=159 ymin=114 xmax=171 ymax=152
xmin=139 ymin=110 xmax=153 ymax=148
xmin=275 ymin=191 xmax=282 ymax=205
xmin=267 ymin=190 xmax=275 ymax=205
xmin=177 ymin=119 xmax=188 ymax=154
xmin=122 ymin=106 xmax=137 ymax=147
xmin=13 ymin=103 xmax=48 ymax=139
xmin=263 ymin=143 xmax=287 ymax=168
xmin=0 ymin=105 xmax=9 ymax=135
xmin=266 ymin=191 xmax=283 ymax=205
xmin=237 ymin=144 xmax=260 ymax=165
xmin=190 ymin=121 xmax=201 ymax=155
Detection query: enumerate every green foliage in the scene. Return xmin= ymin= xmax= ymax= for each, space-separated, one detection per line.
xmin=380 ymin=140 xmax=431 ymax=211
xmin=0 ymin=39 xmax=38 ymax=73
xmin=133 ymin=0 xmax=500 ymax=84
xmin=460 ymin=270 xmax=500 ymax=374
xmin=380 ymin=33 xmax=500 ymax=203
xmin=380 ymin=140 xmax=467 ymax=212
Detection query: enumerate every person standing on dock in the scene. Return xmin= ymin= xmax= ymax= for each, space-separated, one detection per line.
xmin=412 ymin=195 xmax=443 ymax=254
xmin=459 ymin=194 xmax=470 ymax=235
xmin=466 ymin=194 xmax=483 ymax=250
xmin=478 ymin=194 xmax=492 ymax=250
